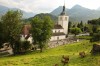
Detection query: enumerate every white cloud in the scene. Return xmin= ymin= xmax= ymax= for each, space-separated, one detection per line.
xmin=0 ymin=0 xmax=100 ymax=13
xmin=0 ymin=0 xmax=64 ymax=13
xmin=0 ymin=0 xmax=19 ymax=8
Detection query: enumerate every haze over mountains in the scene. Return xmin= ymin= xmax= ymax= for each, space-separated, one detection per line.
xmin=0 ymin=5 xmax=35 ymax=18
xmin=0 ymin=4 xmax=100 ymax=22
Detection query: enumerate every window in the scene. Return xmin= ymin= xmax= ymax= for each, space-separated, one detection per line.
xmin=55 ymin=30 xmax=56 ymax=33
xmin=58 ymin=30 xmax=60 ymax=32
xmin=57 ymin=37 xmax=59 ymax=40
xmin=65 ymin=17 xmax=67 ymax=20
xmin=60 ymin=17 xmax=62 ymax=20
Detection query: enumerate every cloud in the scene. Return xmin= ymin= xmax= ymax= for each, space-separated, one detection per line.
xmin=0 ymin=0 xmax=19 ymax=8
xmin=0 ymin=0 xmax=63 ymax=13
xmin=0 ymin=0 xmax=100 ymax=14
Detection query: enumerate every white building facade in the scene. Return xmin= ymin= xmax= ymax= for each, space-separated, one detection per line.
xmin=50 ymin=5 xmax=69 ymax=41
xmin=21 ymin=4 xmax=69 ymax=43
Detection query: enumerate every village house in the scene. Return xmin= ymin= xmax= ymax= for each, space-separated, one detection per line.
xmin=21 ymin=4 xmax=69 ymax=43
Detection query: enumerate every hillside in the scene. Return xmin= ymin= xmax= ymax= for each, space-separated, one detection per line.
xmin=51 ymin=5 xmax=100 ymax=22
xmin=0 ymin=5 xmax=35 ymax=18
xmin=25 ymin=13 xmax=58 ymax=23
xmin=0 ymin=40 xmax=100 ymax=66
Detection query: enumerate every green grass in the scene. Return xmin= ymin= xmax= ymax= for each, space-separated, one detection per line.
xmin=0 ymin=40 xmax=100 ymax=66
xmin=76 ymin=36 xmax=92 ymax=40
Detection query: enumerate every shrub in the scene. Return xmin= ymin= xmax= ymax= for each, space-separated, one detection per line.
xmin=21 ymin=41 xmax=31 ymax=52
xmin=79 ymin=51 xmax=86 ymax=58
xmin=70 ymin=27 xmax=82 ymax=36
xmin=90 ymin=32 xmax=100 ymax=42
xmin=54 ymin=64 xmax=58 ymax=66
xmin=76 ymin=36 xmax=92 ymax=40
xmin=14 ymin=41 xmax=22 ymax=54
xmin=91 ymin=44 xmax=100 ymax=54
xmin=61 ymin=55 xmax=69 ymax=66
xmin=14 ymin=41 xmax=31 ymax=54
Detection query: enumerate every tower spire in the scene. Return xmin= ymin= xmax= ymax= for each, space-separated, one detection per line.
xmin=60 ymin=0 xmax=66 ymax=15
xmin=64 ymin=0 xmax=65 ymax=6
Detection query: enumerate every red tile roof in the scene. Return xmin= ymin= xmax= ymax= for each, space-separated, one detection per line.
xmin=22 ymin=24 xmax=31 ymax=36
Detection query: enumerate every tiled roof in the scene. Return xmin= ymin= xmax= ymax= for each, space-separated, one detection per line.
xmin=22 ymin=24 xmax=31 ymax=35
xmin=52 ymin=32 xmax=65 ymax=36
xmin=53 ymin=25 xmax=63 ymax=29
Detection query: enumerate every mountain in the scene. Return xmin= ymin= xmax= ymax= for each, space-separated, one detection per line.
xmin=51 ymin=6 xmax=68 ymax=16
xmin=0 ymin=5 xmax=9 ymax=17
xmin=0 ymin=5 xmax=35 ymax=18
xmin=25 ymin=13 xmax=57 ymax=23
xmin=51 ymin=5 xmax=100 ymax=22
xmin=1 ymin=4 xmax=100 ymax=23
xmin=97 ymin=7 xmax=100 ymax=10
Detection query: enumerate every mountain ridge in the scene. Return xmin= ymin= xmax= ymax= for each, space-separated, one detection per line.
xmin=0 ymin=5 xmax=35 ymax=18
xmin=1 ymin=4 xmax=100 ymax=22
xmin=51 ymin=5 xmax=100 ymax=22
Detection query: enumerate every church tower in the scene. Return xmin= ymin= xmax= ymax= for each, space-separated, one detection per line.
xmin=58 ymin=2 xmax=69 ymax=35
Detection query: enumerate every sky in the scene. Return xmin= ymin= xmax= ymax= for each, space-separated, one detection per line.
xmin=0 ymin=0 xmax=100 ymax=13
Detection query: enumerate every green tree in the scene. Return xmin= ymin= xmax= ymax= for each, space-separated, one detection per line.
xmin=14 ymin=41 xmax=31 ymax=54
xmin=92 ymin=25 xmax=100 ymax=33
xmin=70 ymin=27 xmax=82 ymax=36
xmin=86 ymin=24 xmax=93 ymax=33
xmin=80 ymin=21 xmax=84 ymax=27
xmin=77 ymin=23 xmax=81 ymax=28
xmin=84 ymin=26 xmax=89 ymax=32
xmin=90 ymin=31 xmax=100 ymax=42
xmin=72 ymin=24 xmax=76 ymax=28
xmin=87 ymin=18 xmax=100 ymax=42
xmin=88 ymin=18 xmax=100 ymax=25
xmin=0 ymin=22 xmax=4 ymax=48
xmin=68 ymin=21 xmax=72 ymax=33
xmin=77 ymin=21 xmax=84 ymax=32
xmin=21 ymin=41 xmax=31 ymax=52
xmin=1 ymin=10 xmax=22 ymax=54
xmin=31 ymin=16 xmax=53 ymax=52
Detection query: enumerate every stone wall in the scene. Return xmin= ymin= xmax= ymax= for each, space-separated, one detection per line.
xmin=48 ymin=37 xmax=79 ymax=48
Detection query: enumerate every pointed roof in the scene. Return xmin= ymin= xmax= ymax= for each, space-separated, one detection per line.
xmin=60 ymin=1 xmax=66 ymax=15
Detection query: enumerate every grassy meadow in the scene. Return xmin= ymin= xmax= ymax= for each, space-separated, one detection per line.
xmin=0 ymin=40 xmax=100 ymax=66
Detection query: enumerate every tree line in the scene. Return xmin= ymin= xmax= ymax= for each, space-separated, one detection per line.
xmin=88 ymin=19 xmax=100 ymax=42
xmin=68 ymin=19 xmax=100 ymax=42
xmin=68 ymin=21 xmax=85 ymax=36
